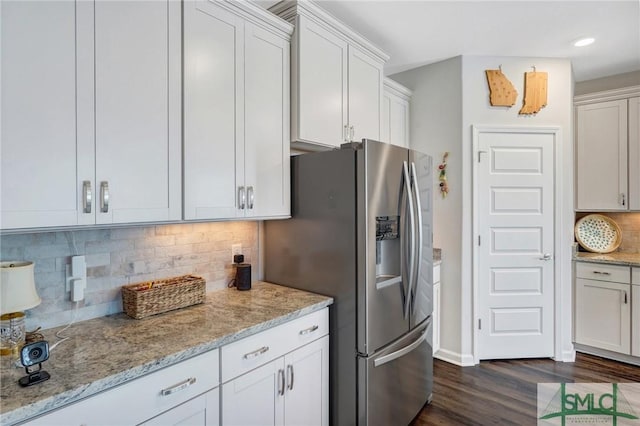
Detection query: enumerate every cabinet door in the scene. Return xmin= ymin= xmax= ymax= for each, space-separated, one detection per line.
xmin=295 ymin=16 xmax=348 ymax=148
xmin=576 ymin=100 xmax=628 ymax=210
xmin=94 ymin=0 xmax=181 ymax=224
xmin=433 ymin=281 xmax=441 ymax=354
xmin=384 ymin=92 xmax=410 ymax=148
xmin=575 ymin=278 xmax=631 ymax=354
xmin=633 ymin=284 xmax=640 ymax=357
xmin=283 ymin=336 xmax=329 ymax=426
xmin=183 ymin=0 xmax=244 ymax=220
xmin=222 ymin=359 xmax=284 ymax=426
xmin=244 ymin=22 xmax=290 ymax=218
xmin=348 ymin=46 xmax=383 ymax=143
xmin=0 ymin=1 xmax=84 ymax=229
xmin=141 ymin=388 xmax=219 ymax=426
xmin=629 ymin=97 xmax=640 ymax=210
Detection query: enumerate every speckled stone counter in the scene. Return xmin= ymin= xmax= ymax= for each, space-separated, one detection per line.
xmin=574 ymin=251 xmax=640 ymax=267
xmin=0 ymin=282 xmax=333 ymax=426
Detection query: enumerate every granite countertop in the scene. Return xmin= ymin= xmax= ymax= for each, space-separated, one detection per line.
xmin=0 ymin=282 xmax=333 ymax=425
xmin=574 ymin=251 xmax=640 ymax=267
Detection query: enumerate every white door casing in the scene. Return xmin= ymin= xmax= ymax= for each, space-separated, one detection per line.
xmin=474 ymin=127 xmax=556 ymax=360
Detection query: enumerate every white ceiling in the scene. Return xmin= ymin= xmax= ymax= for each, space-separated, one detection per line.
xmin=256 ymin=0 xmax=640 ymax=82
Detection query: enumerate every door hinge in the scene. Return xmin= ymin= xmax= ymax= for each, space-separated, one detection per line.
xmin=478 ymin=319 xmax=482 ymax=330
xmin=478 ymin=235 xmax=481 ymax=246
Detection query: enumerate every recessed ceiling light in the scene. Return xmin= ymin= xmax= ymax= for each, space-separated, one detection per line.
xmin=574 ymin=37 xmax=595 ymax=47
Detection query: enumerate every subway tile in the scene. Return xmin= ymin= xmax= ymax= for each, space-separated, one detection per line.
xmin=134 ymin=235 xmax=176 ymax=249
xmin=85 ymin=239 xmax=134 ymax=254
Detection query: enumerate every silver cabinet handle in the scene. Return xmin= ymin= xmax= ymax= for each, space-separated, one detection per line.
xmin=299 ymin=325 xmax=319 ymax=335
xmin=161 ymin=377 xmax=196 ymax=396
xmin=539 ymin=253 xmax=552 ymax=261
xmin=592 ymin=271 xmax=611 ymax=275
xmin=349 ymin=125 xmax=355 ymax=142
xmin=243 ymin=346 xmax=269 ymax=360
xmin=100 ymin=181 xmax=109 ymax=213
xmin=287 ymin=364 xmax=294 ymax=390
xmin=247 ymin=186 xmax=254 ymax=209
xmin=278 ymin=369 xmax=285 ymax=396
xmin=621 ymin=193 xmax=626 ymax=207
xmin=82 ymin=181 xmax=92 ymax=213
xmin=624 ymin=291 xmax=628 ymax=304
xmin=238 ymin=186 xmax=246 ymax=209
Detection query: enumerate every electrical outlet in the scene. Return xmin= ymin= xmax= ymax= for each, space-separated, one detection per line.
xmin=231 ymin=244 xmax=242 ymax=263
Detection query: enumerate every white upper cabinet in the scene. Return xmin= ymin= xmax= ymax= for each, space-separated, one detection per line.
xmin=382 ymin=78 xmax=412 ymax=148
xmin=348 ymin=46 xmax=383 ymax=143
xmin=183 ymin=0 xmax=292 ymax=220
xmin=629 ymin=96 xmax=640 ymax=210
xmin=93 ymin=0 xmax=182 ymax=225
xmin=271 ymin=0 xmax=389 ymax=150
xmin=1 ymin=1 xmax=80 ymax=229
xmin=575 ymin=88 xmax=640 ymax=211
xmin=575 ymin=99 xmax=628 ymax=211
xmin=1 ymin=0 xmax=181 ymax=230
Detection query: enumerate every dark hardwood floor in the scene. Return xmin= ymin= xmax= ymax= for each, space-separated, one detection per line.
xmin=411 ymin=353 xmax=640 ymax=425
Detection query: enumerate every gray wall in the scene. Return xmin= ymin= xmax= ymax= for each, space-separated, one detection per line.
xmin=1 ymin=222 xmax=259 ymax=330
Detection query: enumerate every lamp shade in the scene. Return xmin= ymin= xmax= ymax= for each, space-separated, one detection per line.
xmin=0 ymin=261 xmax=41 ymax=314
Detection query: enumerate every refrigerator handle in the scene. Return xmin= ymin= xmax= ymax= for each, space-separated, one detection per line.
xmin=410 ymin=162 xmax=423 ymax=314
xmin=402 ymin=161 xmax=416 ymax=320
xmin=373 ymin=328 xmax=427 ymax=367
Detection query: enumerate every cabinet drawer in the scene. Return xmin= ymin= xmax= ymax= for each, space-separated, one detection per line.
xmin=221 ymin=308 xmax=328 ymax=382
xmin=575 ymin=262 xmax=630 ymax=283
xmin=632 ymin=267 xmax=640 ymax=285
xmin=25 ymin=349 xmax=219 ymax=426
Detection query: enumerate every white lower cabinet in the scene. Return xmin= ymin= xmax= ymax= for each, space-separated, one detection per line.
xmin=23 ymin=349 xmax=220 ymax=426
xmin=432 ymin=264 xmax=441 ymax=355
xmin=141 ymin=389 xmax=219 ymax=426
xmin=221 ymin=308 xmax=329 ymax=426
xmin=222 ymin=336 xmax=328 ymax=426
xmin=632 ymin=267 xmax=640 ymax=357
xmin=574 ymin=262 xmax=631 ymax=355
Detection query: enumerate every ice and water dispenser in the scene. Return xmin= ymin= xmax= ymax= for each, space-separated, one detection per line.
xmin=375 ymin=216 xmax=401 ymax=286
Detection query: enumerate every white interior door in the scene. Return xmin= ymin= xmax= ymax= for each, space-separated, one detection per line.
xmin=475 ymin=128 xmax=555 ymax=360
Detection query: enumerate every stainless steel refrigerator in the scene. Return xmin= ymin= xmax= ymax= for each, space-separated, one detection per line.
xmin=265 ymin=139 xmax=433 ymax=426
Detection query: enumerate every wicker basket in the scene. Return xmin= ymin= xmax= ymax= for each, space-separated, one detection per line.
xmin=121 ymin=275 xmax=206 ymax=319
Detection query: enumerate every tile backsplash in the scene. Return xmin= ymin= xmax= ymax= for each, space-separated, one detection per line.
xmin=0 ymin=222 xmax=259 ymax=330
xmin=575 ymin=212 xmax=640 ymax=253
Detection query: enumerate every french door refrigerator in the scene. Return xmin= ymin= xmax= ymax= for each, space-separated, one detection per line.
xmin=265 ymin=139 xmax=433 ymax=426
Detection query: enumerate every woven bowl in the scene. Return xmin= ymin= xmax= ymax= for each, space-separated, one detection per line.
xmin=574 ymin=214 xmax=622 ymax=253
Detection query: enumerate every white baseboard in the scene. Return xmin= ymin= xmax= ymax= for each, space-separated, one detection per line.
xmin=558 ymin=349 xmax=576 ymax=362
xmin=574 ymin=344 xmax=640 ymax=366
xmin=434 ymin=348 xmax=476 ymax=366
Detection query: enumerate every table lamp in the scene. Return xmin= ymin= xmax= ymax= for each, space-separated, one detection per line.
xmin=0 ymin=261 xmax=41 ymax=364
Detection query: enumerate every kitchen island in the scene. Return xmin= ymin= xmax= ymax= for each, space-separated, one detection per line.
xmin=0 ymin=282 xmax=332 ymax=425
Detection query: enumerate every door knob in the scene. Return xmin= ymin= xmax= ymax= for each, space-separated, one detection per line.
xmin=539 ymin=253 xmax=552 ymax=261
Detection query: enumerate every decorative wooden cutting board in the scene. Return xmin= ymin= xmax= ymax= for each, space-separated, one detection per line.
xmin=519 ymin=71 xmax=548 ymax=115
xmin=485 ymin=69 xmax=517 ymax=106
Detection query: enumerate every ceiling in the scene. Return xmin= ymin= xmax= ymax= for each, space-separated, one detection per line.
xmin=256 ymin=0 xmax=640 ymax=82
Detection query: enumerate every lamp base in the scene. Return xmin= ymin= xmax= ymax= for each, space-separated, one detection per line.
xmin=0 ymin=312 xmax=26 ymax=367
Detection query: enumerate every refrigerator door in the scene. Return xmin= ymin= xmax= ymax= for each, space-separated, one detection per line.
xmin=409 ymin=149 xmax=434 ymax=329
xmin=358 ymin=318 xmax=433 ymax=426
xmin=357 ymin=140 xmax=413 ymax=354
